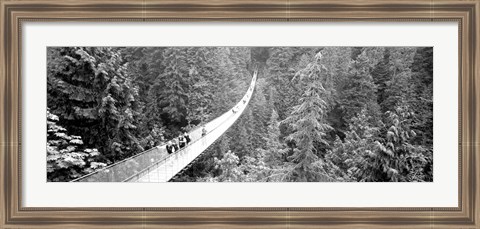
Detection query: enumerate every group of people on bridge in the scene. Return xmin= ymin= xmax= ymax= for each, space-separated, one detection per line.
xmin=164 ymin=125 xmax=208 ymax=156
xmin=165 ymin=132 xmax=191 ymax=155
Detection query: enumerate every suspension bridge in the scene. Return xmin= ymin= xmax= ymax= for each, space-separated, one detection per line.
xmin=72 ymin=72 xmax=257 ymax=182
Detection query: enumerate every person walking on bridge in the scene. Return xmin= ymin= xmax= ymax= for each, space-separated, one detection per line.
xmin=179 ymin=134 xmax=186 ymax=148
xmin=201 ymin=126 xmax=207 ymax=146
xmin=201 ymin=126 xmax=207 ymax=137
xmin=166 ymin=141 xmax=174 ymax=154
xmin=172 ymin=138 xmax=179 ymax=152
xmin=184 ymin=132 xmax=191 ymax=144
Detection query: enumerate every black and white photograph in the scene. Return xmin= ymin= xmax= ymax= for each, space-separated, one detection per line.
xmin=46 ymin=46 xmax=433 ymax=182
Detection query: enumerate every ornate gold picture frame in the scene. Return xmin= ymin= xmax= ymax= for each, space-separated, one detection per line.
xmin=1 ymin=0 xmax=479 ymax=228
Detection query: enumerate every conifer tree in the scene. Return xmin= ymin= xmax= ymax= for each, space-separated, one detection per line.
xmin=282 ymin=52 xmax=334 ymax=181
xmin=259 ymin=109 xmax=286 ymax=167
xmin=410 ymin=47 xmax=434 ymax=147
xmin=380 ymin=70 xmax=414 ymax=113
xmin=363 ymin=102 xmax=431 ymax=181
xmin=266 ymin=47 xmax=301 ymax=119
xmin=184 ymin=47 xmax=216 ymax=126
xmin=371 ymin=48 xmax=393 ymax=109
xmin=47 ymin=47 xmax=142 ymax=163
xmin=339 ymin=51 xmax=380 ymax=123
xmin=213 ymin=150 xmax=245 ymax=182
xmin=325 ymin=109 xmax=379 ymax=181
xmin=231 ymin=118 xmax=254 ymax=159
xmin=248 ymin=81 xmax=270 ymax=148
xmin=157 ymin=48 xmax=190 ymax=124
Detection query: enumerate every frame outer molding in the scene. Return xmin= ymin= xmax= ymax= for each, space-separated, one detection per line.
xmin=0 ymin=0 xmax=4 ymax=228
xmin=0 ymin=0 xmax=479 ymax=228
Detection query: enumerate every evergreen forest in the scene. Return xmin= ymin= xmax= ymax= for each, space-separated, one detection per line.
xmin=47 ymin=46 xmax=433 ymax=182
